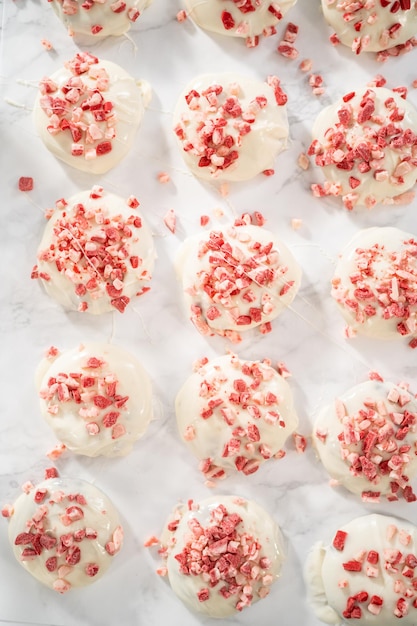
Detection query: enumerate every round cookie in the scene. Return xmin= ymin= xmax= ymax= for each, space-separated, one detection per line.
xmin=173 ymin=73 xmax=289 ymax=182
xmin=6 ymin=474 xmax=123 ymax=593
xmin=49 ymin=0 xmax=153 ymax=39
xmin=34 ymin=51 xmax=151 ymax=174
xmin=185 ymin=0 xmax=297 ymax=45
xmin=31 ymin=187 xmax=155 ymax=315
xmin=37 ymin=343 xmax=153 ymax=457
xmin=331 ymin=227 xmax=417 ymax=343
xmin=310 ymin=86 xmax=417 ymax=210
xmin=313 ymin=379 xmax=417 ymax=502
xmin=306 ymin=513 xmax=417 ymax=624
xmin=321 ymin=0 xmax=417 ymax=54
xmin=176 ymin=223 xmax=301 ymax=342
xmin=160 ymin=495 xmax=285 ymax=617
xmin=176 ymin=354 xmax=298 ymax=479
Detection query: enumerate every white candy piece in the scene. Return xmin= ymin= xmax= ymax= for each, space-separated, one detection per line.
xmin=173 ymin=73 xmax=289 ymax=182
xmin=8 ymin=477 xmax=123 ymax=592
xmin=34 ymin=52 xmax=151 ymax=174
xmin=306 ymin=513 xmax=417 ymax=625
xmin=37 ymin=343 xmax=153 ymax=457
xmin=176 ymin=354 xmax=298 ymax=477
xmin=176 ymin=224 xmax=301 ymax=341
xmin=161 ymin=495 xmax=285 ymax=617
xmin=311 ymin=87 xmax=417 ymax=209
xmin=331 ymin=227 xmax=417 ymax=340
xmin=185 ymin=0 xmax=297 ymax=40
xmin=50 ymin=0 xmax=153 ymax=39
xmin=321 ymin=0 xmax=417 ymax=53
xmin=313 ymin=379 xmax=417 ymax=500
xmin=33 ymin=188 xmax=155 ymax=315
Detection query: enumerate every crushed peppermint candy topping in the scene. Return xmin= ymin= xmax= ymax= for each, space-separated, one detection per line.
xmin=310 ymin=87 xmax=417 ymax=209
xmin=39 ymin=355 xmax=129 ymax=442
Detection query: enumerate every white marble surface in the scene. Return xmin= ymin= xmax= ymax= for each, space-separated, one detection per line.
xmin=0 ymin=1 xmax=417 ymax=625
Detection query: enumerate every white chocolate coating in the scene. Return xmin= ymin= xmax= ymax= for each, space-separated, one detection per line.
xmin=185 ymin=0 xmax=297 ymax=40
xmin=161 ymin=495 xmax=285 ymax=617
xmin=8 ymin=477 xmax=123 ymax=592
xmin=313 ymin=380 xmax=417 ymax=500
xmin=306 ymin=514 xmax=417 ymax=625
xmin=331 ymin=227 xmax=417 ymax=340
xmin=176 ymin=224 xmax=301 ymax=341
xmin=34 ymin=52 xmax=151 ymax=174
xmin=321 ymin=0 xmax=417 ymax=53
xmin=311 ymin=87 xmax=417 ymax=209
xmin=50 ymin=0 xmax=153 ymax=39
xmin=173 ymin=73 xmax=289 ymax=182
xmin=37 ymin=343 xmax=153 ymax=457
xmin=33 ymin=188 xmax=155 ymax=315
xmin=175 ymin=354 xmax=298 ymax=478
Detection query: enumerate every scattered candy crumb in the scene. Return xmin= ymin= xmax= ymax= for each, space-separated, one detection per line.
xmin=46 ymin=443 xmax=66 ymax=460
xmin=176 ymin=9 xmax=187 ymax=22
xmin=18 ymin=177 xmax=33 ymax=191
xmin=297 ymin=152 xmax=309 ymax=170
xmin=41 ymin=39 xmax=53 ymax=51
xmin=164 ymin=208 xmax=176 ymax=233
xmin=157 ymin=172 xmax=171 ymax=184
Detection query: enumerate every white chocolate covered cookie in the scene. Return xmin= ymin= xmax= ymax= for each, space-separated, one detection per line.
xmin=37 ymin=343 xmax=153 ymax=457
xmin=6 ymin=473 xmax=123 ymax=593
xmin=34 ymin=51 xmax=151 ymax=174
xmin=173 ymin=73 xmax=289 ymax=182
xmin=306 ymin=513 xmax=417 ymax=624
xmin=176 ymin=223 xmax=301 ymax=342
xmin=160 ymin=495 xmax=285 ymax=617
xmin=185 ymin=0 xmax=297 ymax=46
xmin=49 ymin=0 xmax=153 ymax=39
xmin=31 ymin=187 xmax=155 ymax=315
xmin=331 ymin=227 xmax=417 ymax=344
xmin=310 ymin=87 xmax=417 ymax=210
xmin=313 ymin=379 xmax=417 ymax=502
xmin=321 ymin=0 xmax=417 ymax=54
xmin=176 ymin=354 xmax=298 ymax=479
